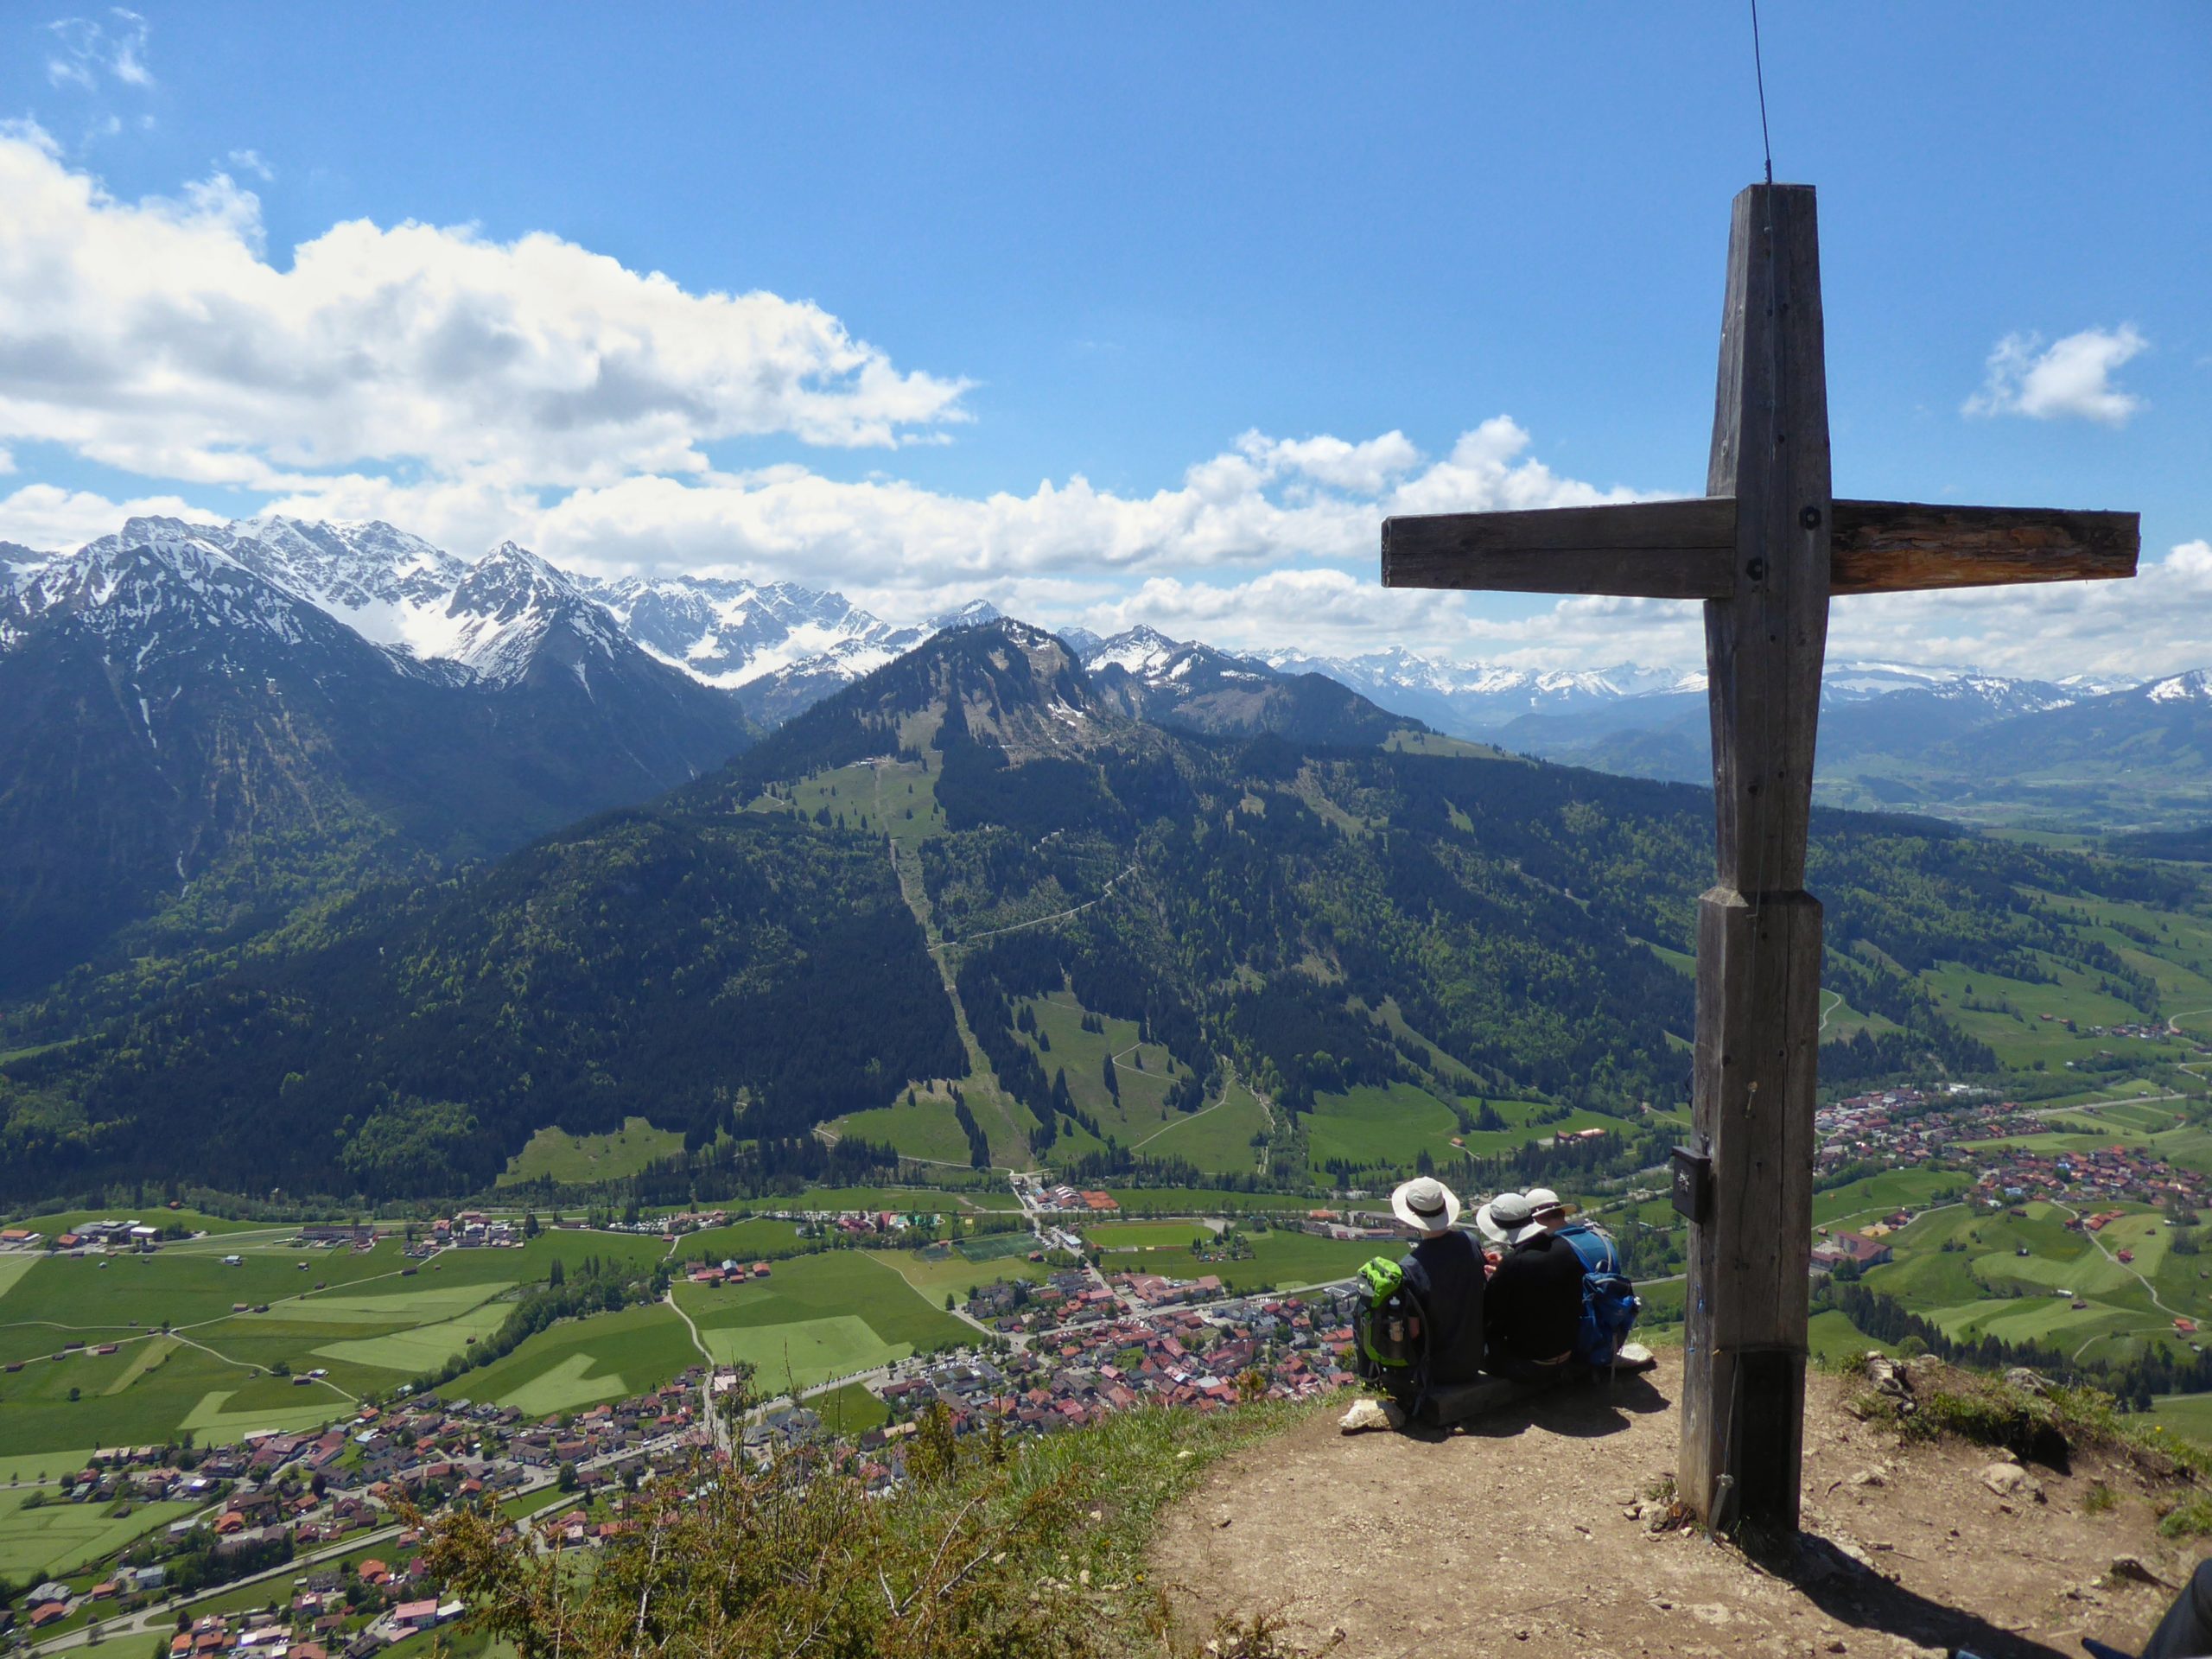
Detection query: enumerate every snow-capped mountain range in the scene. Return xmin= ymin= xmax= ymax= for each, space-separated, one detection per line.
xmin=0 ymin=518 xmax=1007 ymax=721
xmin=6 ymin=513 xmax=2199 ymax=741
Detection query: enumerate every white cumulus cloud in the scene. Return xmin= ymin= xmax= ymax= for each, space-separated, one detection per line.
xmin=1964 ymin=325 xmax=2147 ymax=426
xmin=5 ymin=132 xmax=2196 ymax=685
xmin=0 ymin=126 xmax=971 ymax=498
xmin=245 ymin=412 xmax=1637 ymax=591
xmin=0 ymin=481 xmax=219 ymax=550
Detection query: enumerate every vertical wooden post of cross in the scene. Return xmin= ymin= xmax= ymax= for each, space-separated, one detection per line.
xmin=1681 ymin=183 xmax=1827 ymax=1535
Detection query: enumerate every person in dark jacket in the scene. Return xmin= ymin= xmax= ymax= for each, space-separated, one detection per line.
xmin=1388 ymin=1176 xmax=1486 ymax=1393
xmin=1477 ymin=1191 xmax=1586 ymax=1385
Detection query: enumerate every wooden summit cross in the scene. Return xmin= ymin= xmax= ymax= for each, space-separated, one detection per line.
xmin=1382 ymin=182 xmax=2139 ymax=1534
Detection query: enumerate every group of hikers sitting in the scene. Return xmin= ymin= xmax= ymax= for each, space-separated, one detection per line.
xmin=1350 ymin=1174 xmax=1647 ymax=1426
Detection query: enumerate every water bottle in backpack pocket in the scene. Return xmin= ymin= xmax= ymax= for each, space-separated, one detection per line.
xmin=1352 ymin=1256 xmax=1427 ymax=1381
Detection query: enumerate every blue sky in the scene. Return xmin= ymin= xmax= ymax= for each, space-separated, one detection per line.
xmin=3 ymin=3 xmax=2206 ymax=673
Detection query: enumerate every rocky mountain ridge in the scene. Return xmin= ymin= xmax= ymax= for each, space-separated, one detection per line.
xmin=12 ymin=515 xmax=2207 ymax=831
xmin=14 ymin=515 xmax=2173 ymax=734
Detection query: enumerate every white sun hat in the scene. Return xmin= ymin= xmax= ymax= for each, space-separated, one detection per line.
xmin=1523 ymin=1186 xmax=1579 ymax=1221
xmin=1389 ymin=1176 xmax=1462 ymax=1235
xmin=1474 ymin=1191 xmax=1544 ymax=1245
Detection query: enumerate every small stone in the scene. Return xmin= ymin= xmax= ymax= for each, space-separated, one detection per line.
xmin=1338 ymin=1397 xmax=1402 ymax=1434
xmin=1847 ymin=1468 xmax=1885 ymax=1488
xmin=1980 ymin=1461 xmax=2029 ymax=1497
xmin=2108 ymin=1554 xmax=2168 ymax=1588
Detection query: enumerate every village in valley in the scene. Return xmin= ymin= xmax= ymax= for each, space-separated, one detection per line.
xmin=2 ymin=991 xmax=2209 ymax=1659
xmin=0 ymin=876 xmax=2202 ymax=1658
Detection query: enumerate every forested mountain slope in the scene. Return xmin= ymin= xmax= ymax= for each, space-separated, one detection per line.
xmin=1 ymin=620 xmax=2190 ymax=1204
xmin=0 ymin=520 xmax=755 ymax=995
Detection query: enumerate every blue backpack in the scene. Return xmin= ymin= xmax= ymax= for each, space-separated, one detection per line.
xmin=1556 ymin=1222 xmax=1640 ymax=1366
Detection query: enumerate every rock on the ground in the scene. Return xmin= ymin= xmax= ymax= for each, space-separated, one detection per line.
xmin=1979 ymin=1460 xmax=2043 ymax=1501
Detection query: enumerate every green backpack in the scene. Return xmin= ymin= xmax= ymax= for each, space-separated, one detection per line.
xmin=1352 ymin=1255 xmax=1427 ymax=1377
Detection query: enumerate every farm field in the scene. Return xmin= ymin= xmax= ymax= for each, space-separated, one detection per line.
xmin=1920 ymin=958 xmax=2177 ymax=1071
xmin=715 ymin=1185 xmax=1018 ymax=1216
xmin=830 ymin=1095 xmax=975 ymax=1166
xmin=1302 ymin=1083 xmax=1600 ymax=1175
xmin=810 ymin=1380 xmax=891 ymax=1435
xmin=1815 ymin=989 xmax=1902 ymax=1043
xmin=2150 ymin=1390 xmax=2212 ymax=1445
xmin=1840 ymin=1199 xmax=2212 ymax=1370
xmin=0 ymin=1486 xmax=200 ymax=1580
xmin=1016 ymin=991 xmax=1185 ymax=1147
xmin=461 ymin=1301 xmax=698 ymax=1415
xmin=497 ymin=1118 xmax=685 ymax=1187
xmin=1811 ymin=1170 xmax=1965 ymax=1228
xmin=16 ymin=1207 xmax=268 ymax=1240
xmin=1101 ymin=1188 xmax=1317 ymax=1217
xmin=1087 ymin=1220 xmax=1220 ymax=1252
xmin=1452 ymin=1097 xmax=1623 ymax=1157
xmin=1303 ymin=1083 xmax=1459 ymax=1173
xmin=671 ymin=1252 xmax=968 ymax=1394
xmin=306 ymin=1299 xmax=518 ymax=1376
xmin=874 ymin=1244 xmax=1050 ymax=1303
xmin=1126 ymin=1076 xmax=1271 ymax=1176
xmin=0 ymin=1230 xmax=685 ymax=1455
xmin=1182 ymin=1230 xmax=1378 ymax=1295
xmin=670 ymin=1219 xmax=808 ymax=1266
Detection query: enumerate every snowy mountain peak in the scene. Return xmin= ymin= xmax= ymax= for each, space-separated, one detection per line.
xmin=930 ymin=598 xmax=1002 ymax=633
xmin=2147 ymin=669 xmax=2212 ymax=703
xmin=1087 ymin=625 xmax=1183 ymax=677
xmin=9 ymin=514 xmax=359 ymax=676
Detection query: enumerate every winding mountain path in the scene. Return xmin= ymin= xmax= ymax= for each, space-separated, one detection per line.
xmin=926 ymin=862 xmax=1138 ymax=956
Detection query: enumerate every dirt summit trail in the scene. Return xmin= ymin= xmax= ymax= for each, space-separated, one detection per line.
xmin=1154 ymin=1355 xmax=2200 ymax=1659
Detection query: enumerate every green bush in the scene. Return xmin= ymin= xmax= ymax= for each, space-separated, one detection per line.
xmin=429 ymin=1396 xmax=1319 ymax=1658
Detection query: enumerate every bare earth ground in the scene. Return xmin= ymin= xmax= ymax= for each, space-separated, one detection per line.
xmin=1154 ymin=1356 xmax=2203 ymax=1658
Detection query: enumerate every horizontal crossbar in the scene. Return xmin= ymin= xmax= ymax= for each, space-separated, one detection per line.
xmin=1380 ymin=498 xmax=2139 ymax=599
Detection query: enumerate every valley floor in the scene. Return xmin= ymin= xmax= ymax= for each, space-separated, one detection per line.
xmin=1154 ymin=1354 xmax=2195 ymax=1659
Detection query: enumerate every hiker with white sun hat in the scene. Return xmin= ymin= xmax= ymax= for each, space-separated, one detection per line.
xmin=1387 ymin=1178 xmax=1486 ymax=1393
xmin=1474 ymin=1189 xmax=1546 ymax=1247
xmin=1481 ymin=1201 xmax=1585 ymax=1382
xmin=1478 ymin=1187 xmax=1649 ymax=1380
xmin=1341 ymin=1177 xmax=1488 ymax=1432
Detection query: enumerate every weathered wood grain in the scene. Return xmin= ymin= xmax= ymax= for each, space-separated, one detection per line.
xmin=1682 ymin=181 xmax=1830 ymax=1535
xmin=1704 ymin=181 xmax=1831 ymax=898
xmin=1830 ymin=499 xmax=2139 ymax=593
xmin=1681 ymin=887 xmax=1821 ymax=1531
xmin=1380 ymin=499 xmax=1733 ymax=600
xmin=1381 ymin=497 xmax=2138 ymax=599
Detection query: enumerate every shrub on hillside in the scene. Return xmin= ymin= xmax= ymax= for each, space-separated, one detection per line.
xmin=426 ymin=1396 xmax=1315 ymax=1659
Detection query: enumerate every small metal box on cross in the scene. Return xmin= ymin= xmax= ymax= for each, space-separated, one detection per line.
xmin=1380 ymin=181 xmax=2138 ymax=1535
